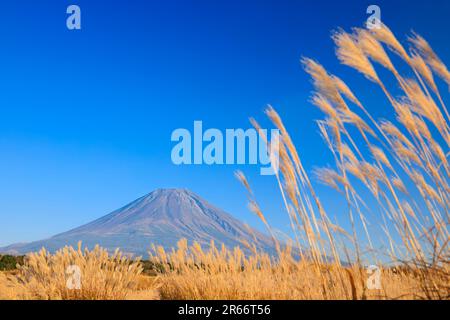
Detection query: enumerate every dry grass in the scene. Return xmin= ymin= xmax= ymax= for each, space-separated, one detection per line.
xmin=125 ymin=275 xmax=160 ymax=300
xmin=151 ymin=24 xmax=449 ymax=300
xmin=149 ymin=239 xmax=427 ymax=300
xmin=0 ymin=243 xmax=144 ymax=300
xmin=0 ymin=272 xmax=26 ymax=300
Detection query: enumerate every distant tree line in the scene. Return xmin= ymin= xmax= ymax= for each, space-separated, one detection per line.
xmin=0 ymin=255 xmax=25 ymax=271
xmin=140 ymin=260 xmax=167 ymax=275
xmin=0 ymin=254 xmax=169 ymax=275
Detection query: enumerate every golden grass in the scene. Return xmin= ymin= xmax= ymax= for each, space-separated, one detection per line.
xmin=149 ymin=239 xmax=431 ymax=300
xmin=150 ymin=24 xmax=449 ymax=300
xmin=0 ymin=243 xmax=144 ymax=300
xmin=0 ymin=272 xmax=25 ymax=300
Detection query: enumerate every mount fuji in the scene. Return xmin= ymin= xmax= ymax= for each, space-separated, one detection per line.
xmin=0 ymin=189 xmax=274 ymax=257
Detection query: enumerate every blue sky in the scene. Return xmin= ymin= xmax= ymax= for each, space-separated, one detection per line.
xmin=0 ymin=0 xmax=449 ymax=247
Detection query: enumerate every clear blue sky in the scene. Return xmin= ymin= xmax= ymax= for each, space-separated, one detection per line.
xmin=0 ymin=0 xmax=449 ymax=247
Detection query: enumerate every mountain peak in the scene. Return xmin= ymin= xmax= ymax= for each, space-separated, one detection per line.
xmin=149 ymin=188 xmax=193 ymax=197
xmin=152 ymin=188 xmax=190 ymax=193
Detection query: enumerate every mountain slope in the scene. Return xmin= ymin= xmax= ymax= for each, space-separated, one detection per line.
xmin=0 ymin=189 xmax=274 ymax=256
